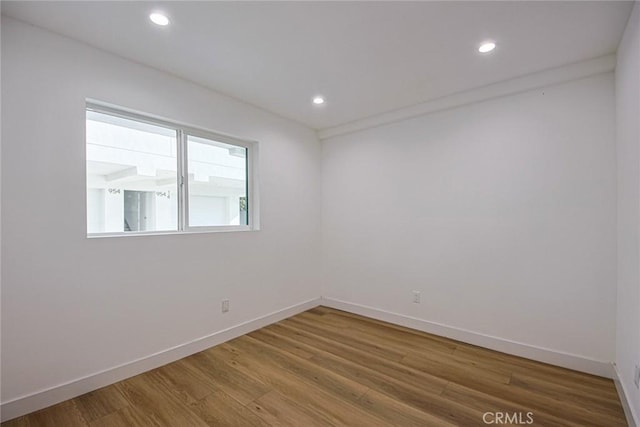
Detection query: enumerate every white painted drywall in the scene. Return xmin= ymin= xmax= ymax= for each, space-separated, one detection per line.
xmin=0 ymin=16 xmax=321 ymax=404
xmin=616 ymin=3 xmax=640 ymax=423
xmin=0 ymin=5 xmax=4 ymax=421
xmin=322 ymin=73 xmax=617 ymax=364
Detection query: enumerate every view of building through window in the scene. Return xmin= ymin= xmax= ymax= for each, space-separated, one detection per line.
xmin=86 ymin=108 xmax=249 ymax=234
xmin=187 ymin=135 xmax=247 ymax=227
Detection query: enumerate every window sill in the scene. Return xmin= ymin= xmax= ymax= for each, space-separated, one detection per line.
xmin=87 ymin=226 xmax=257 ymax=239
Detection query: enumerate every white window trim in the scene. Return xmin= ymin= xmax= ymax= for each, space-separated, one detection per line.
xmin=86 ymin=102 xmax=260 ymax=237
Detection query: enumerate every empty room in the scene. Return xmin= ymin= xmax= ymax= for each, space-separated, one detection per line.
xmin=1 ymin=1 xmax=639 ymax=426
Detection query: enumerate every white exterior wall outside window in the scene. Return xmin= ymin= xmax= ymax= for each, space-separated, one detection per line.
xmin=86 ymin=105 xmax=254 ymax=236
xmin=186 ymin=135 xmax=248 ymax=227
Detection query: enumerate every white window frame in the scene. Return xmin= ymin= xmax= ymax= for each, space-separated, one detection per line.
xmin=86 ymin=102 xmax=259 ymax=237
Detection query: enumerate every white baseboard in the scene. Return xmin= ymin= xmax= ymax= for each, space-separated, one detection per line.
xmin=0 ymin=297 xmax=322 ymax=422
xmin=320 ymin=297 xmax=614 ymax=379
xmin=613 ymin=364 xmax=639 ymax=427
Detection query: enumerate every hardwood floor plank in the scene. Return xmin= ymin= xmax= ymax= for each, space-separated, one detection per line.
xmin=356 ymin=388 xmax=458 ymax=427
xmin=252 ymin=321 xmax=467 ymax=424
xmin=89 ymin=406 xmax=160 ymax=427
xmin=0 ymin=417 xmax=29 ymax=427
xmin=305 ymin=349 xmax=487 ymax=425
xmin=319 ymin=307 xmax=461 ymax=346
xmin=200 ymin=343 xmax=240 ymax=364
xmin=434 ymin=365 xmax=625 ymax=426
xmin=264 ymin=325 xmax=491 ymax=425
xmin=307 ymin=306 xmax=332 ymax=316
xmin=509 ymin=372 xmax=626 ymax=419
xmin=284 ymin=316 xmax=408 ymax=361
xmin=247 ymin=328 xmax=317 ymax=359
xmin=3 ymin=401 xmax=88 ymax=427
xmin=303 ymin=311 xmax=458 ymax=356
xmin=219 ymin=349 xmax=347 ymax=426
xmin=454 ymin=344 xmax=614 ymax=390
xmin=188 ymin=390 xmax=269 ymax=427
xmin=154 ymin=358 xmax=219 ymax=401
xmin=73 ymin=385 xmax=129 ymax=423
xmin=441 ymin=382 xmax=584 ymax=427
xmin=273 ymin=321 xmax=450 ymax=393
xmin=401 ymin=351 xmax=512 ymax=385
xmin=218 ymin=341 xmax=389 ymax=427
xmin=115 ymin=372 xmax=208 ymax=427
xmin=247 ymin=390 xmax=333 ymax=427
xmin=182 ymin=349 xmax=271 ymax=406
xmin=232 ymin=335 xmax=370 ymax=402
xmin=3 ymin=306 xmax=627 ymax=427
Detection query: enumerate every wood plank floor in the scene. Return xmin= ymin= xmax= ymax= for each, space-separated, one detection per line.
xmin=3 ymin=307 xmax=627 ymax=426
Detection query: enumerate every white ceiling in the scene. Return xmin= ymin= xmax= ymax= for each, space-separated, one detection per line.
xmin=2 ymin=1 xmax=634 ymax=131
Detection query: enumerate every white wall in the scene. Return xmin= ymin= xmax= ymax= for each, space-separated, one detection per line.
xmin=322 ymin=73 xmax=617 ymax=368
xmin=1 ymin=16 xmax=320 ymax=406
xmin=0 ymin=4 xmax=4 ymax=421
xmin=616 ymin=3 xmax=640 ymax=424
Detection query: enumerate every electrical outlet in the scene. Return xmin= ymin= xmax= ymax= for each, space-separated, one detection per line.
xmin=634 ymin=365 xmax=640 ymax=389
xmin=221 ymin=299 xmax=230 ymax=313
xmin=413 ymin=290 xmax=421 ymax=304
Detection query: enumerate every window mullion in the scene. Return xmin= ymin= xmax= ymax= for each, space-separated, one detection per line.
xmin=177 ymin=129 xmax=187 ymax=232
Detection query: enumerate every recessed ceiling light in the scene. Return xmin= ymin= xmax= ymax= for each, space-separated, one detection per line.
xmin=312 ymin=96 xmax=325 ymax=105
xmin=150 ymin=13 xmax=170 ymax=26
xmin=478 ymin=41 xmax=496 ymax=53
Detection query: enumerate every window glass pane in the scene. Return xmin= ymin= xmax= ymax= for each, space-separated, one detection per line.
xmin=187 ymin=135 xmax=248 ymax=227
xmin=86 ymin=110 xmax=178 ymax=233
